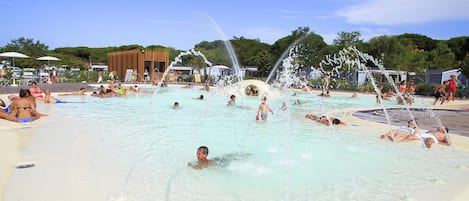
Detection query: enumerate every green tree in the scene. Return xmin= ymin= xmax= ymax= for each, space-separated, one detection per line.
xmin=118 ymin=44 xmax=143 ymax=51
xmin=332 ymin=31 xmax=363 ymax=49
xmin=296 ymin=33 xmax=328 ymax=69
xmin=457 ymin=53 xmax=469 ymax=79
xmin=54 ymin=46 xmax=91 ymax=60
xmin=230 ymin=37 xmax=271 ymax=67
xmin=396 ymin=33 xmax=437 ymax=51
xmin=1 ymin=37 xmax=49 ymax=67
xmin=252 ymin=49 xmax=273 ymax=77
xmin=195 ymin=40 xmax=232 ymax=66
xmin=271 ymin=27 xmax=310 ymax=59
xmin=426 ymin=41 xmax=455 ymax=69
xmin=2 ymin=37 xmax=48 ymax=55
xmin=446 ymin=36 xmax=469 ymax=61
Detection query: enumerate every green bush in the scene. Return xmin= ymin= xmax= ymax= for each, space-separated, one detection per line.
xmin=183 ymin=75 xmax=194 ymax=82
xmin=458 ymin=85 xmax=468 ymax=98
xmin=357 ymin=83 xmax=374 ymax=92
xmin=415 ymin=83 xmax=435 ymax=96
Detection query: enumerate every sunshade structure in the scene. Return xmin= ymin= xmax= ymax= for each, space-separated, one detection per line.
xmin=0 ymin=52 xmax=30 ymax=86
xmin=37 ymin=56 xmax=60 ymax=65
xmin=0 ymin=52 xmax=30 ymax=67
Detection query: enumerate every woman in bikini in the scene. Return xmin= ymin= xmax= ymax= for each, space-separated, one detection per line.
xmin=7 ymin=89 xmax=43 ymax=122
xmin=380 ymin=120 xmax=419 ymax=142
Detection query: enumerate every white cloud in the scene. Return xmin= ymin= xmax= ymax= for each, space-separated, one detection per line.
xmin=279 ymin=9 xmax=303 ymax=20
xmin=339 ymin=0 xmax=469 ymax=25
xmin=240 ymin=27 xmax=288 ymax=44
xmin=151 ymin=20 xmax=168 ymax=24
xmin=150 ymin=19 xmax=192 ymax=25
xmin=321 ymin=33 xmax=337 ymax=45
xmin=357 ymin=27 xmax=393 ymax=41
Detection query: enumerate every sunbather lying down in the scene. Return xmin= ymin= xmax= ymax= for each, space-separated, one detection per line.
xmin=380 ymin=120 xmax=418 ymax=141
xmin=400 ymin=127 xmax=450 ymax=148
xmin=305 ymin=114 xmax=347 ymax=126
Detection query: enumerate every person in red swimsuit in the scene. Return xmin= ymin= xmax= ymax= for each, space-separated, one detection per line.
xmin=446 ymin=74 xmax=461 ymax=102
xmin=29 ymin=82 xmax=44 ymax=99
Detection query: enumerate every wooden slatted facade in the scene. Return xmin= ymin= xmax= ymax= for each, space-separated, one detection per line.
xmin=108 ymin=50 xmax=169 ymax=82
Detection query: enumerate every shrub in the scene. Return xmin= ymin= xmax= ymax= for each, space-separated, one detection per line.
xmin=415 ymin=83 xmax=435 ymax=96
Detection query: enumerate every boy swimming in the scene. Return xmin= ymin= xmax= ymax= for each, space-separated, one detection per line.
xmin=187 ymin=146 xmax=216 ymax=169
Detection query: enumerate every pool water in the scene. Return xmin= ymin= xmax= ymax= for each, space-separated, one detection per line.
xmin=29 ymin=86 xmax=469 ymax=200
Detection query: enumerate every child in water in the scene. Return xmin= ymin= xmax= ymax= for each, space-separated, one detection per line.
xmin=187 ymin=146 xmax=216 ymax=169
xmin=227 ymin=95 xmax=236 ymax=106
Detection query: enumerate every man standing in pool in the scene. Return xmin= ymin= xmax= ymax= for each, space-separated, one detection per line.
xmin=257 ymin=100 xmax=273 ymax=121
xmin=188 ymin=146 xmax=216 ymax=169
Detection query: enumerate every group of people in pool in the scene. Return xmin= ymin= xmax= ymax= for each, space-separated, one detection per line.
xmin=372 ymin=81 xmax=417 ymax=105
xmin=0 ymin=82 xmax=91 ymax=123
xmin=380 ymin=119 xmax=450 ymax=148
xmin=89 ymin=80 xmax=152 ymax=98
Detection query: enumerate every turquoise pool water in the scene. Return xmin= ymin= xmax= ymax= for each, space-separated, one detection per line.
xmin=35 ymin=86 xmax=469 ymax=201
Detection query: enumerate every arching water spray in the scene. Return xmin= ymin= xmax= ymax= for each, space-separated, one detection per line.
xmin=205 ymin=17 xmax=243 ymax=87
xmin=155 ymin=49 xmax=212 ymax=92
xmin=266 ymin=35 xmax=308 ymax=84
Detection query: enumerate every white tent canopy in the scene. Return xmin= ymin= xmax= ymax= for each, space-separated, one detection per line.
xmin=0 ymin=52 xmax=30 ymax=86
xmin=37 ymin=56 xmax=60 ymax=61
xmin=0 ymin=52 xmax=30 ymax=67
xmin=0 ymin=52 xmax=29 ymax=59
xmin=37 ymin=56 xmax=60 ymax=66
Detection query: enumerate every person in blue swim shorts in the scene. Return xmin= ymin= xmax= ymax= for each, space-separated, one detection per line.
xmin=44 ymin=89 xmax=67 ymax=104
xmin=257 ymin=100 xmax=273 ymax=121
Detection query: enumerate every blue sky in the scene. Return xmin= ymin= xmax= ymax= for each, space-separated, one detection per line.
xmin=1 ymin=0 xmax=468 ymax=50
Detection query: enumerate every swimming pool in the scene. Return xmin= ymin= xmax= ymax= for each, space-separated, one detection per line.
xmin=7 ymin=86 xmax=469 ymax=201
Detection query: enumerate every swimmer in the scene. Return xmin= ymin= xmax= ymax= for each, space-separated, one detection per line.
xmin=281 ymin=102 xmax=288 ymax=110
xmin=257 ymin=101 xmax=273 ymax=121
xmin=173 ymin=102 xmax=179 ymax=109
xmin=187 ymin=146 xmax=216 ymax=169
xmin=193 ymin=95 xmax=204 ymax=100
xmin=305 ymin=114 xmax=347 ymax=126
xmin=227 ymin=95 xmax=236 ymax=107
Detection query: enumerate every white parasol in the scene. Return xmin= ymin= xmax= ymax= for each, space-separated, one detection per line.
xmin=0 ymin=52 xmax=30 ymax=67
xmin=37 ymin=56 xmax=60 ymax=65
xmin=0 ymin=52 xmax=30 ymax=86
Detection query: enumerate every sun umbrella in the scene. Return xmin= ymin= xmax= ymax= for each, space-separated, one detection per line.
xmin=37 ymin=56 xmax=60 ymax=66
xmin=0 ymin=52 xmax=30 ymax=86
xmin=0 ymin=52 xmax=30 ymax=67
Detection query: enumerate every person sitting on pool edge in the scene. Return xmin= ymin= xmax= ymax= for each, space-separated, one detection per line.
xmin=187 ymin=146 xmax=216 ymax=169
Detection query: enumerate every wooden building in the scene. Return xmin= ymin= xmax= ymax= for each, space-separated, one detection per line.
xmin=108 ymin=49 xmax=169 ymax=82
